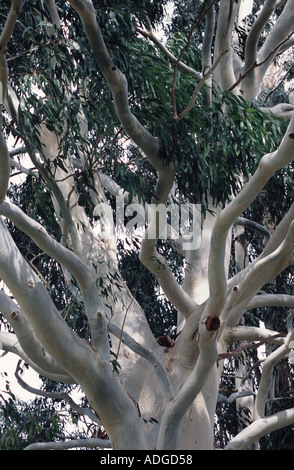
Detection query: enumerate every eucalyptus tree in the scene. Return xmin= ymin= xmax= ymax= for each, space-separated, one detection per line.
xmin=0 ymin=0 xmax=294 ymax=451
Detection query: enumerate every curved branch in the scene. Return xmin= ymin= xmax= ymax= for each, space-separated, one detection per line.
xmin=225 ymin=407 xmax=294 ymax=450
xmin=4 ymin=86 xmax=83 ymax=258
xmin=247 ymin=294 xmax=294 ymax=311
xmin=207 ymin=112 xmax=294 ymax=319
xmin=0 ymin=330 xmax=76 ymax=382
xmin=0 ymin=0 xmax=22 ymax=205
xmin=225 ymin=325 xmax=284 ymax=346
xmin=258 ymin=0 xmax=294 ymax=64
xmin=139 ymin=240 xmax=197 ymax=317
xmin=157 ymin=319 xmax=218 ymax=450
xmin=43 ymin=0 xmax=61 ymax=27
xmin=68 ymin=0 xmax=174 ymax=205
xmin=244 ymin=0 xmax=279 ymax=72
xmin=15 ymin=360 xmax=100 ymax=425
xmin=240 ymin=0 xmax=294 ymax=99
xmin=136 ymin=26 xmax=201 ymax=79
xmin=234 ymin=217 xmax=271 ymax=243
xmin=0 ymin=290 xmax=74 ymax=381
xmin=108 ymin=322 xmax=174 ymax=401
xmin=224 ymin=219 xmax=294 ymax=327
xmin=255 ymin=324 xmax=294 ymax=419
xmin=0 ymin=218 xmax=146 ymax=450
xmin=0 ymin=200 xmax=108 ymax=354
xmin=0 ymin=217 xmax=93 ymax=374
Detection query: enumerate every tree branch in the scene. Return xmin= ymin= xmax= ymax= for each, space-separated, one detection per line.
xmin=0 ymin=290 xmax=74 ymax=382
xmin=255 ymin=311 xmax=294 ymax=419
xmin=224 ymin=407 xmax=294 ymax=450
xmin=214 ymin=0 xmax=240 ymax=91
xmin=0 ymin=217 xmax=92 ymax=374
xmin=157 ymin=318 xmax=218 ymax=449
xmin=217 ymin=387 xmax=254 ymax=404
xmin=240 ymin=0 xmax=294 ymax=99
xmin=68 ymin=0 xmax=192 ymax=323
xmin=0 ymin=216 xmax=147 ymax=450
xmin=225 ymin=325 xmax=285 ymax=346
xmin=234 ymin=217 xmax=271 ymax=243
xmin=207 ymin=111 xmax=294 ymax=320
xmin=15 ymin=360 xmax=101 ymax=425
xmin=202 ymin=0 xmax=215 ymax=105
xmin=0 ymin=0 xmax=22 ymax=205
xmin=247 ymin=294 xmax=294 ymax=311
xmin=243 ymin=0 xmax=279 ymax=72
xmin=4 ymin=87 xmax=83 ymax=258
xmin=68 ymin=0 xmax=174 ymax=206
xmin=136 ymin=26 xmax=201 ymax=79
xmin=259 ymin=103 xmax=294 ymax=120
xmin=0 ymin=200 xmax=109 ymax=355
xmin=108 ymin=322 xmax=174 ymax=401
xmin=230 ymin=30 xmax=294 ymax=95
xmin=43 ymin=0 xmax=61 ymax=27
xmin=24 ymin=438 xmax=112 ymax=450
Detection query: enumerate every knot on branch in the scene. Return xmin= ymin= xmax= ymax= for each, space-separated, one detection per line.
xmin=156 ymin=335 xmax=174 ymax=348
xmin=205 ymin=315 xmax=220 ymax=332
xmin=96 ymin=311 xmax=103 ymax=320
xmin=10 ymin=311 xmax=19 ymax=319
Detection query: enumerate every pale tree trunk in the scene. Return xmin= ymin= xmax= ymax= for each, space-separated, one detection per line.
xmin=1 ymin=0 xmax=294 ymax=451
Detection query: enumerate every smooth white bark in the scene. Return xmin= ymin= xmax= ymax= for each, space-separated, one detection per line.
xmin=225 ymin=408 xmax=294 ymax=450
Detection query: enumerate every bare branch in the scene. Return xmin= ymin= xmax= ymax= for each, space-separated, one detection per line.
xmin=229 ymin=30 xmax=294 ymax=94
xmin=0 ymin=217 xmax=92 ymax=375
xmin=217 ymin=387 xmax=254 ymax=404
xmin=255 ymin=325 xmax=294 ymax=419
xmin=244 ymin=0 xmax=279 ymax=72
xmin=15 ymin=360 xmax=100 ymax=425
xmin=240 ymin=0 xmax=294 ymax=99
xmin=0 ymin=200 xmax=108 ymax=354
xmin=234 ymin=217 xmax=271 ymax=243
xmin=259 ymin=103 xmax=294 ymax=120
xmin=247 ymin=294 xmax=294 ymax=310
xmin=225 ymin=325 xmax=284 ymax=345
xmin=207 ymin=111 xmax=294 ymax=320
xmin=43 ymin=0 xmax=61 ymax=27
xmin=0 ymin=0 xmax=22 ymax=97
xmin=0 ymin=290 xmax=74 ymax=382
xmin=214 ymin=0 xmax=240 ymax=91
